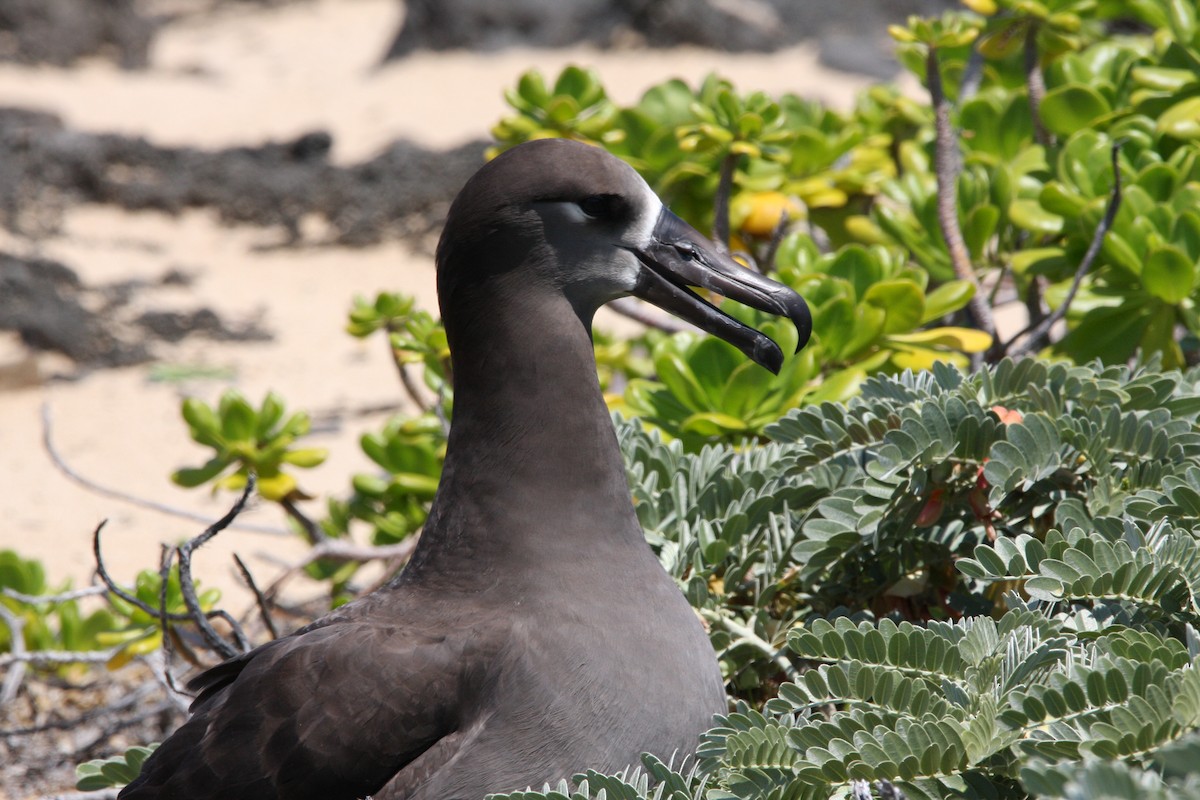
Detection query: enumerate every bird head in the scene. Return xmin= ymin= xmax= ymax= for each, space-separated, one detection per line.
xmin=437 ymin=138 xmax=812 ymax=374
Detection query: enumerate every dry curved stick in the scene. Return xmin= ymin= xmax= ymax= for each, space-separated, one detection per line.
xmin=260 ymin=536 xmax=420 ymax=602
xmin=92 ymin=499 xmax=251 ymax=658
xmin=607 ymin=298 xmax=687 ymax=333
xmin=92 ymin=522 xmax=198 ymax=624
xmin=176 ymin=479 xmax=256 ymax=658
xmin=42 ymin=402 xmax=287 ymax=536
xmin=234 ymin=553 xmax=279 ymax=640
xmin=0 ymin=585 xmax=107 ymax=604
xmin=0 ymin=602 xmax=28 ymax=705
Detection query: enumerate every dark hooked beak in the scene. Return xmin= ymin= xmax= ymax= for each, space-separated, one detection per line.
xmin=625 ymin=208 xmax=812 ymax=374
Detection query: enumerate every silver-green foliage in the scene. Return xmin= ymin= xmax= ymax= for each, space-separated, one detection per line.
xmin=519 ymin=358 xmax=1200 ymax=799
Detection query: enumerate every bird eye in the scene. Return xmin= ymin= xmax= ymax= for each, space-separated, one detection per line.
xmin=577 ymin=194 xmax=619 ymax=220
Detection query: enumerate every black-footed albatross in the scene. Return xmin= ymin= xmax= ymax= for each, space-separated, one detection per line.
xmin=120 ymin=138 xmax=813 ymax=800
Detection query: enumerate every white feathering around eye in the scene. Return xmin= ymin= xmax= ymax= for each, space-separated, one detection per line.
xmin=559 ymin=202 xmax=593 ymax=226
xmin=628 ymin=177 xmax=664 ymax=248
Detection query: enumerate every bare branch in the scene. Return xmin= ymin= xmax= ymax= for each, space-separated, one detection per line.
xmin=606 ymin=299 xmax=688 ymax=333
xmin=39 ymin=790 xmax=120 ymax=800
xmin=0 ymin=602 xmax=28 ymax=704
xmin=0 ymin=648 xmax=116 ymax=668
xmin=155 ymin=545 xmax=191 ymax=691
xmin=234 ymin=553 xmax=279 ymax=640
xmin=384 ymin=324 xmax=431 ymax=414
xmin=1024 ymin=21 xmax=1052 ymax=149
xmin=92 ymin=521 xmax=197 ymax=624
xmin=1007 ymin=142 xmax=1124 ymax=357
xmin=762 ymin=209 xmax=791 ymax=274
xmin=926 ymin=46 xmax=998 ymax=352
xmin=176 ymin=479 xmax=257 ymax=658
xmin=1 ymin=585 xmax=107 ymax=605
xmin=281 ymin=497 xmax=328 ymax=545
xmin=712 ymin=152 xmax=738 ymax=253
xmin=144 ymin=650 xmax=193 ymax=713
xmin=42 ymin=403 xmax=287 ymax=536
xmin=262 ymin=536 xmax=420 ymax=602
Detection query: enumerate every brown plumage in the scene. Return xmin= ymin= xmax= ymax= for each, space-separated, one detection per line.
xmin=120 ymin=139 xmax=810 ymax=800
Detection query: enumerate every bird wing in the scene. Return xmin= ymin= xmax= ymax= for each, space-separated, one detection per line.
xmin=120 ymin=597 xmax=488 ymax=800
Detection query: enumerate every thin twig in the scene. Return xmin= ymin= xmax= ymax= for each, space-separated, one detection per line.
xmin=0 ymin=648 xmax=117 ymax=668
xmin=93 ymin=522 xmax=199 ymax=623
xmin=1 ymin=585 xmax=108 ymax=605
xmin=39 ymin=790 xmax=121 ymax=800
xmin=261 ymin=537 xmax=420 ymax=601
xmin=281 ymin=497 xmax=328 ymax=545
xmin=762 ymin=209 xmax=791 ymax=273
xmin=144 ymin=650 xmax=192 ymax=712
xmin=699 ymin=609 xmax=796 ymax=681
xmin=927 ymin=45 xmax=998 ymax=353
xmin=176 ymin=480 xmax=256 ymax=658
xmin=233 ymin=553 xmax=279 ymax=640
xmin=607 ymin=298 xmax=687 ymax=333
xmin=156 ymin=545 xmax=189 ymax=693
xmin=959 ymin=46 xmax=985 ymax=103
xmin=42 ymin=403 xmax=287 ymax=536
xmin=1007 ymin=142 xmax=1124 ymax=356
xmin=384 ymin=324 xmax=431 ymax=413
xmin=0 ymin=602 xmax=28 ymax=704
xmin=1024 ymin=21 xmax=1052 ymax=148
xmin=712 ymin=152 xmax=738 ymax=253
xmin=434 ymin=385 xmax=451 ymax=438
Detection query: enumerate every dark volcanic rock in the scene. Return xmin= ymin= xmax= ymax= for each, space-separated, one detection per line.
xmin=0 ymin=0 xmax=153 ymax=68
xmin=0 ymin=108 xmax=487 ymax=247
xmin=135 ymin=308 xmax=272 ymax=344
xmin=383 ymin=0 xmax=961 ymax=75
xmin=0 ymin=252 xmax=146 ymax=366
xmin=0 ymin=252 xmax=276 ymax=369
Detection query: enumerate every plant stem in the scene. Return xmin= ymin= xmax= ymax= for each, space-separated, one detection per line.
xmin=700 ymin=609 xmax=796 ymax=680
xmin=385 ymin=324 xmax=431 ymax=414
xmin=713 ymin=151 xmax=737 ymax=253
xmin=1024 ymin=21 xmax=1052 ymax=149
xmin=1007 ymin=142 xmax=1124 ymax=357
xmin=927 ymin=45 xmax=998 ymax=355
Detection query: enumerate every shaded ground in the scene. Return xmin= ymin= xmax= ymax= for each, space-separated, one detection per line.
xmin=0 ymin=663 xmax=186 ymax=799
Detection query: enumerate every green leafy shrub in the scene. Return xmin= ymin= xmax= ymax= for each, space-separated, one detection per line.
xmin=97 ymin=564 xmax=221 ymax=668
xmin=76 ymin=744 xmax=159 ymax=790
xmin=60 ymin=2 xmax=1200 ymax=796
xmin=0 ymin=550 xmax=117 ymax=662
xmin=172 ymin=390 xmax=326 ymax=501
xmin=487 ymin=356 xmax=1200 ymax=798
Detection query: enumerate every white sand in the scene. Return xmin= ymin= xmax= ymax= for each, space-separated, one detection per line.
xmin=0 ymin=0 xmax=890 ymax=607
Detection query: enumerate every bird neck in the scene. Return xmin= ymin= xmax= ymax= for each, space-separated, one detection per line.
xmin=404 ymin=281 xmax=642 ymax=583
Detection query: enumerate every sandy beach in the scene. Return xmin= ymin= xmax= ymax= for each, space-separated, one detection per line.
xmin=0 ymin=0 xmax=893 ymax=610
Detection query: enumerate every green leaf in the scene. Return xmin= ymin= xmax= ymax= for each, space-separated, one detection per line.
xmin=218 ymin=393 xmax=257 ymax=443
xmin=921 ymin=281 xmax=975 ymax=323
xmin=863 ymin=280 xmax=925 ymax=335
xmin=280 ymin=448 xmax=328 ymax=468
xmin=1040 ymin=84 xmax=1113 ymax=137
xmin=1158 ymin=96 xmax=1200 ymax=140
xmin=1142 ymin=245 xmax=1196 ymax=304
xmin=171 ymin=457 xmax=231 ymax=488
xmin=1009 ymin=199 xmax=1064 ymax=235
